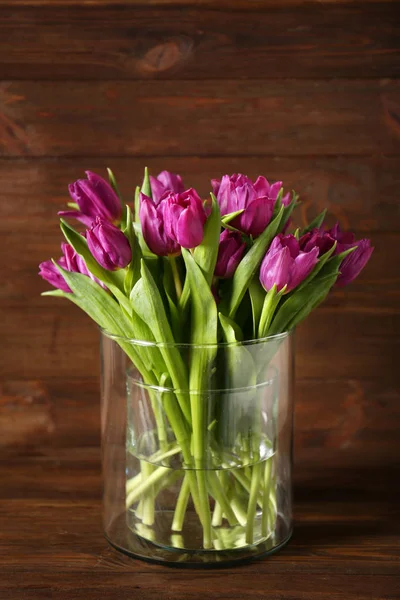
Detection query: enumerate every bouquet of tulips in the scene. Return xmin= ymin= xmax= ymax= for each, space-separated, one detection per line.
xmin=40 ymin=169 xmax=373 ymax=550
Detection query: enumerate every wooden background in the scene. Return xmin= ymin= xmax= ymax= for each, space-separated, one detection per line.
xmin=1 ymin=1 xmax=399 ymax=598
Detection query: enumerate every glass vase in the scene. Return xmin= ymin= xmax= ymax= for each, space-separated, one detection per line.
xmin=101 ymin=330 xmax=294 ymax=567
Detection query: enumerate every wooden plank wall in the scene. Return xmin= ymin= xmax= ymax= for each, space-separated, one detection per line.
xmin=0 ymin=0 xmax=399 ymax=465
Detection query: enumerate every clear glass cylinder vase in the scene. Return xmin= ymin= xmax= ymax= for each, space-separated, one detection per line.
xmin=101 ymin=330 xmax=294 ymax=567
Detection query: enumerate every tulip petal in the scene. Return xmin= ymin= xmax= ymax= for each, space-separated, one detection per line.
xmin=237 ymin=196 xmax=275 ymax=237
xmin=289 ymin=247 xmax=319 ymax=291
xmin=176 ymin=206 xmax=204 ymax=248
xmin=336 ymin=240 xmax=374 ymax=287
xmin=260 ymin=246 xmax=292 ymax=292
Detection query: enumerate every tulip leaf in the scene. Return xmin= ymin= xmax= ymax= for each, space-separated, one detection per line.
xmin=258 ymin=284 xmax=286 ymax=339
xmin=219 ymin=313 xmax=256 ymax=392
xmin=141 ymin=167 xmax=152 ymax=198
xmin=134 ymin=185 xmax=141 ymax=223
xmin=130 ymin=261 xmax=191 ymax=423
xmin=54 ymin=265 xmax=158 ymax=382
xmin=54 ymin=263 xmax=134 ymax=337
xmin=179 ymin=193 xmax=221 ymax=312
xmin=182 ymin=248 xmax=218 ymax=468
xmin=268 ymin=255 xmax=346 ymax=335
xmin=123 ymin=206 xmax=142 ymax=295
xmin=221 ymin=209 xmax=245 ymax=233
xmin=228 ymin=204 xmax=284 ymax=319
xmin=221 ymin=209 xmax=244 ymax=225
xmin=60 ymin=219 xmax=124 ymax=289
xmin=301 ymin=209 xmax=327 ymax=235
xmin=182 ymin=248 xmax=218 ymax=389
xmin=248 ymin=279 xmax=265 ymax=339
xmin=41 ymin=289 xmax=68 ymax=297
xmin=163 ymin=259 xmax=182 ymax=342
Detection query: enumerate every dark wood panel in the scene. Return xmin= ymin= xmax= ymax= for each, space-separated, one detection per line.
xmin=1 ymin=4 xmax=399 ymax=80
xmin=1 ymin=156 xmax=399 ymax=233
xmin=1 ymin=307 xmax=399 ymax=381
xmin=0 ymin=80 xmax=399 ymax=157
xmin=2 ymin=0 xmax=397 ymax=6
xmin=2 ymin=377 xmax=399 ymax=465
xmin=3 ymin=230 xmax=396 ymax=311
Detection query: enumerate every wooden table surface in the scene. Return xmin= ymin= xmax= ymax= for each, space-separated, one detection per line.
xmin=1 ymin=379 xmax=399 ymax=599
xmin=1 ymin=0 xmax=400 ymax=597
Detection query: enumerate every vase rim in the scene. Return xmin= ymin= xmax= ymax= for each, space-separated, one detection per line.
xmin=100 ymin=327 xmax=291 ymax=348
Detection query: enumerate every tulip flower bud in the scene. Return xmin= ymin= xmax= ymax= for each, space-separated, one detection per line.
xmin=336 ymin=239 xmax=374 ymax=287
xmin=260 ymin=234 xmax=319 ymax=293
xmin=39 ymin=242 xmax=107 ymax=292
xmin=59 ymin=171 xmax=122 ymax=227
xmin=300 ymin=222 xmax=373 ymax=286
xmin=212 ymin=174 xmax=291 ymax=238
xmin=87 ymin=217 xmax=132 ymax=271
xmin=150 ymin=170 xmax=185 ymax=204
xmin=215 ymin=230 xmax=246 ymax=279
xmin=140 ymin=188 xmax=207 ymax=256
xmin=39 ymin=258 xmax=72 ymax=293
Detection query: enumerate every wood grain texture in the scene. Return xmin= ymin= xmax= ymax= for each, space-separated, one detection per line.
xmin=1 ymin=4 xmax=399 ymax=80
xmin=1 ymin=0 xmax=399 ymax=596
xmin=0 ymin=80 xmax=399 ymax=157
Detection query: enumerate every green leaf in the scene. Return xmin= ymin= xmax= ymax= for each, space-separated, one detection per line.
xmin=258 ymin=284 xmax=285 ymax=338
xmin=141 ymin=166 xmax=152 ymax=198
xmin=219 ymin=313 xmax=256 ymax=390
xmin=179 ymin=193 xmax=221 ymax=312
xmin=221 ymin=209 xmax=245 ymax=232
xmin=221 ymin=209 xmax=244 ymax=225
xmin=130 ymin=261 xmax=191 ymax=423
xmin=123 ymin=206 xmax=142 ymax=295
xmin=228 ymin=204 xmax=284 ymax=319
xmin=182 ymin=249 xmax=218 ymax=471
xmin=268 ymin=255 xmax=345 ymax=335
xmin=54 ymin=264 xmax=133 ymax=337
xmin=107 ymin=167 xmax=127 ymax=228
xmin=248 ymin=279 xmax=265 ymax=339
xmin=41 ymin=289 xmax=68 ymax=297
xmin=60 ymin=218 xmax=134 ymax=317
xmin=301 ymin=209 xmax=327 ymax=235
xmin=66 ymin=202 xmax=79 ymax=210
xmin=134 ymin=185 xmax=141 ymax=223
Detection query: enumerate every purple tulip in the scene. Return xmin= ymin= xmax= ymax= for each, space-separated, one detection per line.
xmin=300 ymin=223 xmax=373 ymax=286
xmin=39 ymin=257 xmax=72 ymax=293
xmin=215 ymin=230 xmax=246 ymax=279
xmin=87 ymin=217 xmax=132 ymax=270
xmin=211 ymin=174 xmax=291 ymax=238
xmin=260 ymin=234 xmax=319 ymax=293
xmin=59 ymin=171 xmax=122 ymax=227
xmin=335 ymin=239 xmax=374 ymax=287
xmin=39 ymin=242 xmax=106 ymax=292
xmin=140 ymin=188 xmax=207 ymax=256
xmin=150 ymin=170 xmax=185 ymax=204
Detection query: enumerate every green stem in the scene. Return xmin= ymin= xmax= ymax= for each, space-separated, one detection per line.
xmin=141 ymin=461 xmax=155 ymax=526
xmin=172 ymin=474 xmax=191 ymax=532
xmin=245 ymin=463 xmax=262 ymax=545
xmin=261 ymin=457 xmax=273 ymax=537
xmin=207 ymin=471 xmax=239 ymax=526
xmin=169 ymin=255 xmax=183 ymax=300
